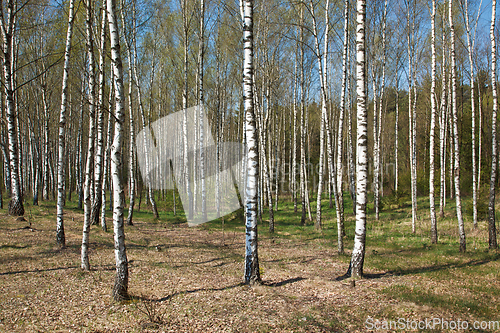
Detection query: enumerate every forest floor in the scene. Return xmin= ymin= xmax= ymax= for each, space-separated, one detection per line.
xmin=0 ymin=195 xmax=499 ymax=332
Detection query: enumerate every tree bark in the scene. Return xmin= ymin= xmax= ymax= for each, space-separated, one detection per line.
xmin=449 ymin=0 xmax=466 ymax=252
xmin=429 ymin=0 xmax=438 ymax=244
xmin=108 ymin=0 xmax=129 ymax=301
xmin=56 ymin=0 xmax=76 ymax=247
xmin=91 ymin=7 xmax=108 ymax=226
xmin=242 ymin=0 xmax=260 ymax=286
xmin=488 ymin=0 xmax=498 ymax=250
xmin=310 ymin=0 xmax=329 ymax=231
xmin=82 ymin=0 xmax=97 ymax=270
xmin=0 ymin=0 xmax=23 ymax=216
xmin=349 ymin=0 xmax=367 ymax=279
xmin=336 ymin=0 xmax=349 ymax=254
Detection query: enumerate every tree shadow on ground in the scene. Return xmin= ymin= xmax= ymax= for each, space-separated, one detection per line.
xmin=0 ymin=265 xmax=79 ymax=276
xmin=335 ymin=255 xmax=499 ymax=281
xmin=263 ymin=276 xmax=306 ymax=287
xmin=136 ymin=276 xmax=307 ymax=303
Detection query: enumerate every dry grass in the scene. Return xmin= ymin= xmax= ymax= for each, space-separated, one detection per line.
xmin=0 ymin=201 xmax=499 ymax=332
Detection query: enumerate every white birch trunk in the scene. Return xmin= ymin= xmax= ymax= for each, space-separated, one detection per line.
xmin=91 ymin=7 xmax=108 ymax=226
xmin=310 ymin=0 xmax=329 ymax=230
xmin=119 ymin=7 xmax=136 ymax=226
xmin=407 ymin=1 xmax=417 ymax=233
xmin=299 ymin=6 xmax=307 ymax=226
xmin=82 ymin=0 xmax=97 ymax=270
xmin=371 ymin=64 xmax=379 ymax=220
xmin=478 ymin=80 xmax=482 ymax=190
xmin=102 ymin=77 xmax=114 ymax=231
xmin=76 ymin=79 xmax=85 ymax=210
xmin=375 ymin=0 xmax=387 ymax=220
xmin=181 ymin=0 xmax=193 ymax=221
xmin=350 ymin=0 xmax=367 ymax=279
xmin=56 ymin=0 xmax=75 ymax=246
xmin=242 ymin=0 xmax=260 ymax=285
xmin=198 ymin=0 xmax=206 ymax=221
xmin=439 ymin=35 xmax=447 ymax=218
xmin=108 ymin=0 xmax=129 ymax=300
xmin=449 ymin=0 xmax=466 ymax=252
xmin=336 ymin=0 xmax=349 ymax=254
xmin=0 ymin=0 xmax=23 ymax=216
xmin=292 ymin=50 xmax=298 ymax=213
xmin=464 ymin=0 xmax=478 ymax=229
xmin=395 ymin=73 xmax=399 ymax=193
xmin=348 ymin=68 xmax=356 ymax=214
xmin=488 ymin=0 xmax=498 ymax=249
xmin=42 ymin=80 xmax=50 ymax=201
xmin=429 ymin=0 xmax=438 ymax=244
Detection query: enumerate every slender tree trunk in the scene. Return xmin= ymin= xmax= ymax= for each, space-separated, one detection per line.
xmin=242 ymin=0 xmax=260 ymax=286
xmin=488 ymin=0 xmax=498 ymax=250
xmin=375 ymin=0 xmax=387 ymax=220
xmin=120 ymin=7 xmax=136 ymax=226
xmin=126 ymin=74 xmax=135 ymax=226
xmin=81 ymin=0 xmax=97 ymax=270
xmin=336 ymin=0 xmax=349 ymax=254
xmin=42 ymin=80 xmax=49 ymax=201
xmin=348 ymin=69 xmax=356 ymax=214
xmin=439 ymin=34 xmax=447 ymax=218
xmin=198 ymin=0 xmax=207 ymax=221
xmin=181 ymin=0 xmax=193 ymax=221
xmin=478 ymin=80 xmax=482 ymax=190
xmin=108 ymin=0 xmax=129 ymax=300
xmin=430 ymin=0 xmax=438 ymax=244
xmin=101 ymin=76 xmax=114 ymax=232
xmin=395 ymin=73 xmax=399 ymax=193
xmin=407 ymin=0 xmax=417 ymax=233
xmin=448 ymin=70 xmax=454 ymax=201
xmin=310 ymin=0 xmax=329 ymax=230
xmin=371 ymin=63 xmax=380 ymax=218
xmin=77 ymin=80 xmax=84 ymax=210
xmin=292 ymin=50 xmax=298 ymax=213
xmin=299 ymin=6 xmax=307 ymax=226
xmin=449 ymin=0 xmax=466 ymax=252
xmin=91 ymin=7 xmax=108 ymax=226
xmin=350 ymin=0 xmax=367 ymax=279
xmin=464 ymin=0 xmax=478 ymax=229
xmin=0 ymin=0 xmax=23 ymax=216
xmin=56 ymin=0 xmax=76 ymax=247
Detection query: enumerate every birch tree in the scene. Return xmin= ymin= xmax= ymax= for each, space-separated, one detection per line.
xmin=108 ymin=0 xmax=129 ymax=300
xmin=488 ymin=0 xmax=498 ymax=250
xmin=82 ymin=0 xmax=97 ymax=270
xmin=82 ymin=0 xmax=97 ymax=269
xmin=120 ymin=2 xmax=137 ymax=225
xmin=336 ymin=0 xmax=349 ymax=254
xmin=449 ymin=0 xmax=466 ymax=252
xmin=181 ymin=0 xmax=193 ymax=221
xmin=349 ymin=0 xmax=367 ymax=279
xmin=299 ymin=6 xmax=307 ymax=226
xmin=310 ymin=0 xmax=329 ymax=230
xmin=56 ymin=0 xmax=76 ymax=246
xmin=91 ymin=7 xmax=108 ymax=226
xmin=439 ymin=30 xmax=447 ymax=218
xmin=0 ymin=0 xmax=24 ymax=216
xmin=407 ymin=0 xmax=417 ymax=233
xmin=242 ymin=0 xmax=260 ymax=285
xmin=461 ymin=0 xmax=481 ymax=230
xmin=429 ymin=0 xmax=438 ymax=244
xmin=198 ymin=0 xmax=206 ymax=221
